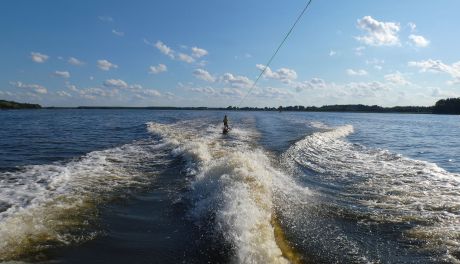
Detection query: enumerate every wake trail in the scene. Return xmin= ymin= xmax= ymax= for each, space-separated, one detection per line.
xmin=147 ymin=120 xmax=304 ymax=264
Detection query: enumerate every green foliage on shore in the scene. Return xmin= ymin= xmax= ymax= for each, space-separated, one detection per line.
xmin=2 ymin=97 xmax=459 ymax=114
xmin=0 ymin=100 xmax=42 ymax=109
xmin=433 ymin=98 xmax=460 ymax=114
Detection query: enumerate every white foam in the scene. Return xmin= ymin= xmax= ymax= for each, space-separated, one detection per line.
xmin=0 ymin=140 xmax=164 ymax=260
xmin=283 ymin=123 xmax=460 ymax=260
xmin=147 ymin=121 xmax=289 ymax=264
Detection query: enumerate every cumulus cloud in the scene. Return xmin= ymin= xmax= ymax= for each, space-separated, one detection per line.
xmin=346 ymin=69 xmax=368 ymax=76
xmin=149 ymin=64 xmax=167 ymax=74
xmin=408 ymin=34 xmax=430 ymax=47
xmin=57 ymin=91 xmax=72 ymax=97
xmin=10 ymin=81 xmax=48 ymax=94
xmin=409 ymin=59 xmax=460 ymax=84
xmin=53 ymin=71 xmax=70 ymax=78
xmin=80 ymin=87 xmax=118 ymax=100
xmin=220 ymin=73 xmax=253 ymax=88
xmin=151 ymin=40 xmax=209 ymax=65
xmin=346 ymin=81 xmax=388 ymax=97
xmin=193 ymin=69 xmax=215 ymax=82
xmin=256 ymin=64 xmax=298 ymax=84
xmin=112 ymin=29 xmax=125 ymax=37
xmin=191 ymin=47 xmax=208 ymax=58
xmin=155 ymin=41 xmax=175 ymax=59
xmin=408 ymin=22 xmax=417 ymax=32
xmin=30 ymin=52 xmax=49 ymax=63
xmin=253 ymin=87 xmax=294 ymax=99
xmin=103 ymin=79 xmax=128 ymax=89
xmin=188 ymin=86 xmax=244 ymax=99
xmin=177 ymin=53 xmax=195 ymax=63
xmin=384 ymin=72 xmax=411 ymax=85
xmin=356 ymin=16 xmax=400 ymax=46
xmin=142 ymin=89 xmax=161 ymax=97
xmin=294 ymin=78 xmax=328 ymax=92
xmin=431 ymin=87 xmax=459 ymax=98
xmin=99 ymin=79 xmax=162 ymax=99
xmin=189 ymin=86 xmax=217 ymax=95
xmin=0 ymin=90 xmax=13 ymax=96
xmin=97 ymin=59 xmax=118 ymax=71
xmin=68 ymin=57 xmax=84 ymax=66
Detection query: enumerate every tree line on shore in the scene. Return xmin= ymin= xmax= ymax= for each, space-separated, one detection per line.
xmin=0 ymin=100 xmax=41 ymax=109
xmin=1 ymin=98 xmax=460 ymax=115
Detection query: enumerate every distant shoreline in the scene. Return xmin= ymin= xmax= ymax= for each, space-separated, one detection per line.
xmin=2 ymin=98 xmax=459 ymax=115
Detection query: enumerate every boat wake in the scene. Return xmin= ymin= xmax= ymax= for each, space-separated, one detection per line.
xmin=0 ymin=139 xmax=169 ymax=261
xmin=147 ymin=121 xmax=300 ymax=263
xmin=2 ymin=117 xmax=459 ymax=263
xmin=281 ymin=123 xmax=460 ymax=263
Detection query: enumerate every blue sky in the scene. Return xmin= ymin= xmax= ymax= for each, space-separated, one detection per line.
xmin=1 ymin=0 xmax=459 ymax=107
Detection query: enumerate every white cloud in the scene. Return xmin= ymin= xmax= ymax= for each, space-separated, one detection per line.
xmin=220 ymin=87 xmax=244 ymax=98
xmin=57 ymin=91 xmax=72 ymax=97
xmin=431 ymin=87 xmax=459 ymax=98
xmin=354 ymin=46 xmax=365 ymax=56
xmin=409 ymin=59 xmax=460 ymax=84
xmin=155 ymin=41 xmax=175 ymax=59
xmin=294 ymin=78 xmax=328 ymax=92
xmin=346 ymin=81 xmax=388 ymax=97
xmin=408 ymin=22 xmax=417 ymax=32
xmin=193 ymin=69 xmax=215 ymax=82
xmin=112 ymin=29 xmax=125 ymax=37
xmin=255 ymin=87 xmax=294 ymax=99
xmin=177 ymin=53 xmax=195 ymax=63
xmin=100 ymin=79 xmax=162 ymax=99
xmin=143 ymin=89 xmax=162 ymax=97
xmin=98 ymin=16 xmax=113 ymax=22
xmin=329 ymin=50 xmax=337 ymax=56
xmin=10 ymin=81 xmax=48 ymax=94
xmin=80 ymin=87 xmax=118 ymax=99
xmin=366 ymin=58 xmax=384 ymax=70
xmin=68 ymin=57 xmax=84 ymax=66
xmin=149 ymin=64 xmax=167 ymax=74
xmin=356 ymin=16 xmax=400 ymax=46
xmin=346 ymin=69 xmax=368 ymax=76
xmin=0 ymin=90 xmax=13 ymax=96
xmin=189 ymin=86 xmax=244 ymax=99
xmin=366 ymin=58 xmax=384 ymax=65
xmin=256 ymin=64 xmax=298 ymax=84
xmin=191 ymin=47 xmax=208 ymax=58
xmin=384 ymin=72 xmax=410 ymax=85
xmin=30 ymin=52 xmax=49 ymax=63
xmin=220 ymin=73 xmax=253 ymax=88
xmin=189 ymin=86 xmax=217 ymax=95
xmin=103 ymin=79 xmax=128 ymax=89
xmin=97 ymin=59 xmax=118 ymax=71
xmin=53 ymin=71 xmax=70 ymax=78
xmin=408 ymin=34 xmax=430 ymax=47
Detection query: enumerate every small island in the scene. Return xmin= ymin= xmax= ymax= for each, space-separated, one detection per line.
xmin=0 ymin=100 xmax=42 ymax=109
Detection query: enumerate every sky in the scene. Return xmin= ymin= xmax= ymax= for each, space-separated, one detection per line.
xmin=1 ymin=0 xmax=460 ymax=107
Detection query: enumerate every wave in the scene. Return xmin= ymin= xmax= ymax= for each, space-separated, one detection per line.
xmin=0 ymin=139 xmax=168 ymax=261
xmin=147 ymin=121 xmax=295 ymax=264
xmin=281 ymin=124 xmax=460 ymax=262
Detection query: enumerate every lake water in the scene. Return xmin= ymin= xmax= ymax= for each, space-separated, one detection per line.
xmin=0 ymin=109 xmax=459 ymax=263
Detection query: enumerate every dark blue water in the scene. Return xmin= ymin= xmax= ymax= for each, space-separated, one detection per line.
xmin=0 ymin=109 xmax=459 ymax=263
